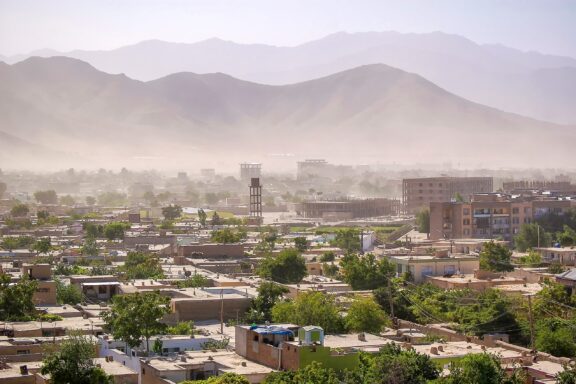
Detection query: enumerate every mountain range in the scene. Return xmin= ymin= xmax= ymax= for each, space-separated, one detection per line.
xmin=3 ymin=31 xmax=576 ymax=125
xmin=1 ymin=56 xmax=573 ymax=170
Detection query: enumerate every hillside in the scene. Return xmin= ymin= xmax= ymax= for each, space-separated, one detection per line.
xmin=0 ymin=56 xmax=573 ymax=170
xmin=4 ymin=31 xmax=576 ymax=124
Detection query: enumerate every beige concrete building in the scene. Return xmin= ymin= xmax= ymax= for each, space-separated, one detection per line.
xmin=386 ymin=254 xmax=480 ymax=283
xmin=430 ymin=194 xmax=575 ymax=241
xmin=535 ymin=247 xmax=576 ymax=266
xmin=403 ymin=177 xmax=493 ymax=214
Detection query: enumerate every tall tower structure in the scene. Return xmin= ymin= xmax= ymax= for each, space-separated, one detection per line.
xmin=249 ymin=177 xmax=263 ymax=225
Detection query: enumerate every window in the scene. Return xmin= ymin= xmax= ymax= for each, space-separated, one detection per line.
xmin=463 ymin=208 xmax=470 ymax=215
xmin=512 ymin=208 xmax=519 ymax=214
xmin=463 ymin=229 xmax=470 ymax=235
xmin=463 ymin=219 xmax=470 ymax=225
xmin=17 ymin=350 xmax=30 ymax=355
xmin=36 ymin=288 xmax=50 ymax=293
xmin=421 ymin=266 xmax=433 ymax=277
xmin=99 ymin=286 xmax=107 ymax=294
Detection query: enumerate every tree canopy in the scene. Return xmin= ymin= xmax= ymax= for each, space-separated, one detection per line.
xmin=479 ymin=241 xmax=514 ymax=272
xmin=416 ymin=208 xmax=430 ymax=234
xmin=10 ymin=203 xmax=29 ymax=217
xmin=120 ymin=251 xmax=164 ymax=279
xmin=34 ymin=189 xmax=58 ymax=204
xmin=162 ymin=204 xmax=183 ymax=220
xmin=340 ymin=253 xmax=395 ymax=290
xmin=102 ymin=291 xmax=171 ymax=354
xmin=333 ymin=229 xmax=361 ymax=254
xmin=103 ymin=222 xmax=130 ymax=240
xmin=271 ymin=291 xmax=346 ymax=334
xmin=0 ymin=274 xmax=37 ymax=321
xmin=514 ymin=223 xmax=552 ymax=251
xmin=258 ymin=248 xmax=307 ymax=284
xmin=346 ymin=296 xmax=390 ymax=333
xmin=41 ymin=333 xmax=112 ymax=384
xmin=211 ymin=228 xmax=246 ymax=243
xmin=245 ymin=281 xmax=288 ymax=324
xmin=438 ymin=352 xmax=525 ymax=384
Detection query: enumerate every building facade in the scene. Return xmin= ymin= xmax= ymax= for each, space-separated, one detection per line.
xmin=430 ymin=194 xmax=575 ymax=241
xmin=297 ymin=198 xmax=398 ymax=220
xmin=402 ymin=177 xmax=493 ymax=214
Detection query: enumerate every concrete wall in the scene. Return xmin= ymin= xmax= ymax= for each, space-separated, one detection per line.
xmin=171 ymin=297 xmax=251 ymax=322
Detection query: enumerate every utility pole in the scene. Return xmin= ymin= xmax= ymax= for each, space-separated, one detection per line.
xmin=537 ymin=224 xmax=540 ymax=248
xmin=387 ymin=278 xmax=395 ymax=325
xmin=527 ymin=294 xmax=535 ymax=351
xmin=220 ymin=289 xmax=224 ymax=334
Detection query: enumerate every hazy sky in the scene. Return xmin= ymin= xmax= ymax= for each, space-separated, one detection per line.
xmin=1 ymin=0 xmax=575 ymax=57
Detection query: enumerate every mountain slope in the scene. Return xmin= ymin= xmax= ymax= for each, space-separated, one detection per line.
xmin=0 ymin=57 xmax=574 ymax=169
xmin=4 ymin=31 xmax=576 ymax=124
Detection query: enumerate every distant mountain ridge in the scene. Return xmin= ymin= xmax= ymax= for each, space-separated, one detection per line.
xmin=0 ymin=56 xmax=574 ymax=170
xmin=3 ymin=31 xmax=576 ymax=124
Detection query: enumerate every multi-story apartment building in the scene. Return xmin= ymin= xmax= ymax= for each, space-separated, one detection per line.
xmin=430 ymin=194 xmax=575 ymax=241
xmin=297 ymin=198 xmax=399 ymax=220
xmin=402 ymin=177 xmax=493 ymax=214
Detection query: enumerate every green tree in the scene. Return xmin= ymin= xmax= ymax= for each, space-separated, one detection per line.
xmin=0 ymin=182 xmax=6 ymax=198
xmin=352 ymin=343 xmax=440 ymax=384
xmin=162 ymin=204 xmax=183 ymax=220
xmin=517 ymin=249 xmax=542 ymax=266
xmin=514 ymin=223 xmax=551 ymax=251
xmin=103 ymin=222 xmax=130 ymax=240
xmin=85 ymin=196 xmax=96 ymax=206
xmin=182 ymin=373 xmax=250 ymax=384
xmin=97 ymin=191 xmax=127 ymax=206
xmin=198 ymin=208 xmax=207 ymax=227
xmin=120 ymin=251 xmax=164 ymax=279
xmin=60 ymin=195 xmax=76 ymax=206
xmin=346 ymin=297 xmax=390 ymax=333
xmin=258 ymin=248 xmax=307 ymax=284
xmin=102 ymin=291 xmax=171 ymax=354
xmin=271 ymin=291 xmax=345 ymax=334
xmin=556 ymin=364 xmax=576 ymax=384
xmin=535 ymin=319 xmax=576 ymax=358
xmin=558 ymin=225 xmax=576 ymax=247
xmin=479 ymin=241 xmax=514 ymax=272
xmin=340 ymin=253 xmax=395 ymax=290
xmin=0 ymin=274 xmax=37 ymax=321
xmin=439 ymin=352 xmax=525 ymax=384
xmin=211 ymin=211 xmax=223 ymax=226
xmin=245 ymin=282 xmax=288 ymax=323
xmin=41 ymin=333 xmax=113 ymax=384
xmin=548 ymin=262 xmax=566 ymax=274
xmin=320 ymin=251 xmax=336 ymax=262
xmin=0 ymin=237 xmax=18 ymax=252
xmin=32 ymin=237 xmax=52 ymax=255
xmin=34 ymin=190 xmax=58 ymax=204
xmin=177 ymin=273 xmax=209 ymax=289
xmin=10 ymin=203 xmax=29 ymax=217
xmin=211 ymin=228 xmax=244 ymax=243
xmin=323 ymin=263 xmax=339 ymax=278
xmin=81 ymin=236 xmax=99 ymax=257
xmin=294 ymin=237 xmax=308 ymax=253
xmin=416 ymin=208 xmax=430 ymax=234
xmin=333 ymin=229 xmax=361 ymax=254
xmin=84 ymin=222 xmax=103 ymax=238
xmin=56 ymin=279 xmax=84 ymax=305
xmin=166 ymin=321 xmax=195 ymax=336
xmin=37 ymin=210 xmax=50 ymax=220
